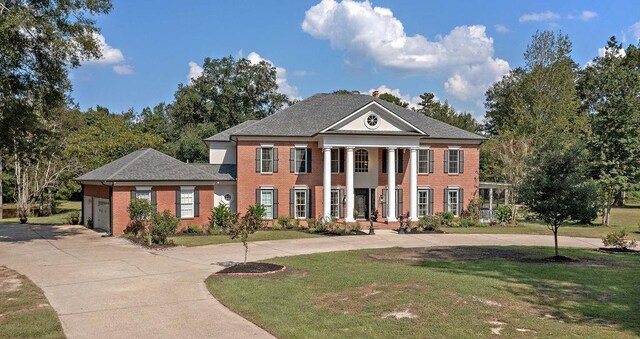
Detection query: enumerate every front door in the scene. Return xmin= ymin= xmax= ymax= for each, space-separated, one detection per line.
xmin=354 ymin=188 xmax=369 ymax=219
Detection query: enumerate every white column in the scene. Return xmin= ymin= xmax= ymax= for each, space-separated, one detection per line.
xmin=409 ymin=147 xmax=418 ymax=221
xmin=489 ymin=187 xmax=494 ymax=220
xmin=323 ymin=147 xmax=332 ymax=220
xmin=387 ymin=147 xmax=397 ymax=222
xmin=345 ymin=147 xmax=355 ymax=222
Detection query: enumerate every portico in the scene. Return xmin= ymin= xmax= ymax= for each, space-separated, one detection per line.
xmin=320 ymin=134 xmax=422 ymax=223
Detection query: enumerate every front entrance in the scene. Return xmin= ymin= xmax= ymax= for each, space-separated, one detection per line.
xmin=354 ymin=188 xmax=369 ymax=219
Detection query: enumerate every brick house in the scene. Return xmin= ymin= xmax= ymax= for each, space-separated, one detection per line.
xmin=78 ymin=92 xmax=484 ymax=235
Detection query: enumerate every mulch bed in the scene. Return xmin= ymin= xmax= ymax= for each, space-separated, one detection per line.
xmin=597 ymin=247 xmax=640 ymax=254
xmin=395 ymin=228 xmax=446 ymax=234
xmin=216 ymin=262 xmax=286 ymax=275
xmin=123 ymin=236 xmax=176 ymax=249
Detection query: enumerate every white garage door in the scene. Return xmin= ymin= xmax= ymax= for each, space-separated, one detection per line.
xmin=83 ymin=196 xmax=93 ymax=226
xmin=93 ymin=198 xmax=110 ymax=233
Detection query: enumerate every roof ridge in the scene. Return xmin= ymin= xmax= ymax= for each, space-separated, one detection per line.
xmin=106 ymin=148 xmax=152 ymax=180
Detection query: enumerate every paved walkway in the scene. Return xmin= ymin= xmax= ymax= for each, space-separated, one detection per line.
xmin=0 ymin=224 xmax=604 ymax=339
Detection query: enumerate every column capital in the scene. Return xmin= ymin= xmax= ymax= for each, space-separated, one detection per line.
xmin=387 ymin=147 xmax=397 ymax=151
xmin=345 ymin=146 xmax=355 ymax=150
xmin=409 ymin=146 xmax=420 ymax=151
xmin=323 ymin=146 xmax=332 ymax=151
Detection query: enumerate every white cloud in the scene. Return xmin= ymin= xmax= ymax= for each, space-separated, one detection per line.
xmin=568 ymin=10 xmax=598 ymax=21
xmin=187 ymin=61 xmax=204 ymax=84
xmin=83 ymin=33 xmax=124 ymax=65
xmin=518 ymin=11 xmax=560 ymax=23
xmin=367 ymin=85 xmax=422 ymax=109
xmin=112 ymin=64 xmax=134 ymax=75
xmin=246 ymin=51 xmax=301 ymax=100
xmin=629 ymin=22 xmax=640 ymax=41
xmin=494 ymin=24 xmax=510 ymax=33
xmin=598 ymin=47 xmax=626 ymax=58
xmin=302 ymin=0 xmax=509 ymax=103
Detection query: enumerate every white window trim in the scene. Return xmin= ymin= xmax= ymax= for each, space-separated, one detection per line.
xmin=260 ymin=147 xmax=274 ymax=174
xmin=331 ymin=148 xmax=340 ymax=173
xmin=418 ymin=149 xmax=430 ymax=174
xmin=294 ymin=144 xmax=308 ymax=148
xmin=293 ymin=148 xmax=308 ymax=174
xmin=134 ymin=186 xmax=152 ymax=201
xmin=354 ymin=149 xmax=369 ymax=173
xmin=447 ymin=189 xmax=460 ymax=217
xmin=417 ymin=189 xmax=430 ymax=217
xmin=330 ymin=189 xmax=340 ymax=218
xmin=294 ymin=189 xmax=307 ymax=219
xmin=448 ymin=145 xmax=461 ymax=150
xmin=180 ymin=188 xmax=195 ymax=219
xmin=260 ymin=189 xmax=274 ymax=220
xmin=447 ymin=149 xmax=460 ymax=175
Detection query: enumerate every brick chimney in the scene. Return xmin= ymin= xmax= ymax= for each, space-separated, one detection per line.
xmin=372 ymin=90 xmax=379 ymax=97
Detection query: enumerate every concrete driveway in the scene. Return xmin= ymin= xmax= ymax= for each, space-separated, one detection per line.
xmin=0 ymin=224 xmax=604 ymax=339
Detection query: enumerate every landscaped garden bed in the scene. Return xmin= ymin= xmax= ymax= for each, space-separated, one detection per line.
xmin=216 ymin=262 xmax=286 ymax=275
xmin=207 ymin=246 xmax=640 ymax=338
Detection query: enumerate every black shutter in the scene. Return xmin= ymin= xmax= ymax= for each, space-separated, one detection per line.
xmin=151 ymin=191 xmax=157 ymax=212
xmin=256 ymin=148 xmax=261 ymax=172
xmin=382 ymin=189 xmax=388 ymax=218
xmin=130 ymin=190 xmax=135 ymax=201
xmin=428 ymin=189 xmax=434 ymax=215
xmin=339 ymin=148 xmax=345 ymax=173
xmin=444 ymin=150 xmax=450 ymax=174
xmin=273 ymin=149 xmax=279 ymax=173
xmin=396 ymin=189 xmax=403 ymax=217
xmin=289 ymin=148 xmax=295 ymax=172
xmin=459 ymin=188 xmax=464 ymax=216
xmin=256 ymin=189 xmax=260 ymax=204
xmin=397 ymin=150 xmax=404 ymax=173
xmin=382 ymin=149 xmax=388 ymax=173
xmin=175 ymin=189 xmax=181 ymax=218
xmin=428 ymin=149 xmax=434 ymax=173
xmin=289 ymin=189 xmax=295 ymax=217
xmin=306 ymin=149 xmax=312 ymax=173
xmin=273 ymin=189 xmax=279 ymax=219
xmin=339 ymin=189 xmax=345 ymax=218
xmin=307 ymin=189 xmax=313 ymax=218
xmin=459 ymin=150 xmax=464 ymax=174
xmin=443 ymin=188 xmax=448 ymax=214
xmin=194 ymin=188 xmax=200 ymax=217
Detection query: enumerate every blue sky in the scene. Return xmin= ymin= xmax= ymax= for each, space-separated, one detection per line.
xmin=71 ymin=0 xmax=640 ymax=118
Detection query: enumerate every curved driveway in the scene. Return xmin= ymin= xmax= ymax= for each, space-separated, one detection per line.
xmin=0 ymin=224 xmax=603 ymax=339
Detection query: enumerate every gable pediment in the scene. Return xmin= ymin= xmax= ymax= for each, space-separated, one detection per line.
xmin=321 ymin=101 xmax=424 ymax=135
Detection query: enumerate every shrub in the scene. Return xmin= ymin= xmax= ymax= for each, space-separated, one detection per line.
xmin=272 ymin=223 xmax=282 ymax=231
xmin=459 ymin=218 xmax=475 ymax=228
xmin=573 ymin=182 xmax=600 ymax=224
xmin=149 ymin=209 xmax=179 ymax=244
xmin=435 ymin=211 xmax=454 ymax=227
xmin=186 ymin=224 xmax=202 ymax=234
xmin=494 ymin=205 xmax=513 ymax=224
xmin=277 ymin=215 xmax=291 ymax=228
xmin=418 ymin=216 xmax=437 ymax=231
xmin=307 ymin=217 xmax=317 ymax=229
xmin=209 ymin=203 xmax=235 ymax=234
xmin=126 ymin=198 xmax=154 ymax=237
xmin=292 ymin=218 xmax=300 ymax=230
xmin=602 ymin=230 xmax=637 ymax=250
xmin=466 ymin=198 xmax=481 ymax=223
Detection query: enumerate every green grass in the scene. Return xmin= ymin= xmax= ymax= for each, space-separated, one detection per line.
xmin=169 ymin=230 xmax=322 ymax=247
xmin=443 ymin=206 xmax=640 ymax=240
xmin=207 ymin=246 xmax=640 ymax=339
xmin=0 ymin=201 xmax=81 ymax=225
xmin=0 ymin=266 xmax=65 ymax=339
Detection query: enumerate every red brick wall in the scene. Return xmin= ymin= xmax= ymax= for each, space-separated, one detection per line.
xmin=83 ymin=184 xmax=110 ymax=199
xmin=237 ymin=140 xmax=480 ymax=222
xmin=111 ymin=185 xmax=214 ymax=236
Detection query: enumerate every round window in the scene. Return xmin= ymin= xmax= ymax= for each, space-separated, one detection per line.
xmin=223 ymin=194 xmax=232 ymax=202
xmin=365 ymin=114 xmax=379 ymax=129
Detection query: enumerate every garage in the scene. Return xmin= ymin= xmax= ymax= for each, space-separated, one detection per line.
xmin=93 ymin=198 xmax=111 ymax=232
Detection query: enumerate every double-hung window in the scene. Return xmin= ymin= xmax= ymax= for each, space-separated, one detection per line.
xmin=418 ymin=149 xmax=434 ymax=174
xmin=135 ymin=190 xmax=151 ymax=201
xmin=180 ymin=188 xmax=195 ymax=218
xmin=295 ymin=148 xmax=307 ymax=173
xmin=261 ymin=147 xmax=274 ymax=173
xmin=444 ymin=188 xmax=463 ymax=216
xmin=294 ymin=189 xmax=307 ymax=219
xmin=261 ymin=190 xmax=274 ymax=219
xmin=417 ymin=189 xmax=433 ymax=217
xmin=330 ymin=148 xmax=344 ymax=173
xmin=445 ymin=149 xmax=464 ymax=174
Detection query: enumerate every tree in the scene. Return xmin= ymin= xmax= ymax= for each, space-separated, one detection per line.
xmin=577 ymin=37 xmax=640 ymax=225
xmin=484 ymin=31 xmax=587 ymax=143
xmin=417 ymin=93 xmax=481 ymax=133
xmin=0 ymin=0 xmax=112 ymax=218
xmin=134 ymin=103 xmax=176 ymax=142
xmin=164 ymin=123 xmax=217 ymax=163
xmin=229 ymin=204 xmax=266 ymax=263
xmin=520 ymin=142 xmax=596 ymax=258
xmin=379 ymin=93 xmax=409 ymax=108
xmin=168 ymin=56 xmax=288 ymax=132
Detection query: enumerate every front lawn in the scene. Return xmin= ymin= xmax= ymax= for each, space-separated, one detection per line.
xmin=0 ymin=200 xmax=81 ymax=225
xmin=443 ymin=206 xmax=640 ymax=240
xmin=0 ymin=266 xmax=65 ymax=338
xmin=169 ymin=230 xmax=322 ymax=247
xmin=207 ymin=246 xmax=639 ymax=338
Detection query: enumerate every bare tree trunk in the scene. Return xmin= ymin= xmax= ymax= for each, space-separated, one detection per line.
xmin=613 ymin=190 xmax=624 ymax=207
xmin=0 ymin=153 xmax=3 ymax=220
xmin=602 ymin=189 xmax=613 ymax=226
xmin=553 ymin=227 xmax=559 ymax=258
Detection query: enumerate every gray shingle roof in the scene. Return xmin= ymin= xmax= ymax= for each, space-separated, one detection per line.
xmin=226 ymin=93 xmax=484 ymax=140
xmin=76 ymin=148 xmax=235 ymax=182
xmin=203 ymin=120 xmax=259 ymax=142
